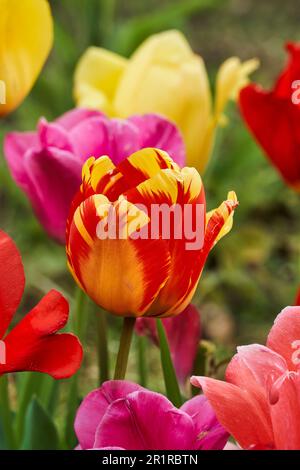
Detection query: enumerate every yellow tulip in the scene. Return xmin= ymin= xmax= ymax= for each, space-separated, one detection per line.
xmin=74 ymin=30 xmax=258 ymax=172
xmin=0 ymin=0 xmax=53 ymax=117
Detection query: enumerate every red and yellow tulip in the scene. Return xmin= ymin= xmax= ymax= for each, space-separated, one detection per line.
xmin=0 ymin=0 xmax=53 ymax=117
xmin=66 ymin=148 xmax=238 ymax=318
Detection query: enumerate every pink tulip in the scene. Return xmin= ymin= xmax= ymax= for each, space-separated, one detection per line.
xmin=191 ymin=306 xmax=300 ymax=450
xmin=4 ymin=109 xmax=185 ymax=243
xmin=75 ymin=380 xmax=228 ymax=450
xmin=136 ymin=304 xmax=201 ymax=384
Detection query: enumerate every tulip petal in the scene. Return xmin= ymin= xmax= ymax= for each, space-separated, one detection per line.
xmin=0 ymin=231 xmax=25 ymax=338
xmin=67 ymin=194 xmax=171 ymax=316
xmin=129 ymin=114 xmax=186 ymax=167
xmin=181 ymin=394 xmax=229 ymax=450
xmin=114 ymin=30 xmax=213 ymax=171
xmin=191 ymin=376 xmax=274 ymax=450
xmin=38 ymin=118 xmax=74 ymax=152
xmin=4 ymin=132 xmax=39 ymax=189
xmin=270 ymin=372 xmax=300 ymax=450
xmin=74 ymin=47 xmax=127 ymax=115
xmin=156 ymin=189 xmax=237 ymax=317
xmin=1 ymin=290 xmax=83 ymax=378
xmin=125 ymin=166 xmax=205 ymax=316
xmin=162 ymin=304 xmax=201 ymax=383
xmin=23 ymin=147 xmax=82 ymax=242
xmin=55 ymin=108 xmax=103 ymax=130
xmin=267 ymin=306 xmax=300 ymax=371
xmin=225 ymin=344 xmax=286 ymax=435
xmin=0 ymin=0 xmax=53 ymax=116
xmin=239 ymin=84 xmax=300 ymax=187
xmin=215 ymin=57 xmax=259 ymax=120
xmin=70 ymin=116 xmax=141 ymax=165
xmin=75 ymin=381 xmax=143 ymax=449
xmin=94 ymin=390 xmax=196 ymax=450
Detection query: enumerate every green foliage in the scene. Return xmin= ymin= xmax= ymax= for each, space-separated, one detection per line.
xmin=21 ymin=398 xmax=59 ymax=450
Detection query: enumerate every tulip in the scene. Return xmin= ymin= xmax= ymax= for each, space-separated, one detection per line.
xmin=74 ymin=30 xmax=258 ymax=172
xmin=74 ymin=380 xmax=229 ymax=450
xmin=136 ymin=304 xmax=201 ymax=384
xmin=192 ymin=306 xmax=300 ymax=450
xmin=0 ymin=0 xmax=53 ymax=117
xmin=66 ymin=148 xmax=238 ymax=318
xmin=4 ymin=109 xmax=185 ymax=243
xmin=0 ymin=229 xmax=82 ymax=378
xmin=240 ymin=42 xmax=300 ymax=191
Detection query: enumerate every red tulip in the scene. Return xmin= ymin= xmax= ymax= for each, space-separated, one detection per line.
xmin=0 ymin=229 xmax=82 ymax=378
xmin=240 ymin=43 xmax=300 ymax=190
xmin=192 ymin=306 xmax=300 ymax=450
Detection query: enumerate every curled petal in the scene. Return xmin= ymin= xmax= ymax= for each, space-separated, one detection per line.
xmin=191 ymin=376 xmax=274 ymax=450
xmin=1 ymin=290 xmax=83 ymax=378
xmin=215 ymin=57 xmax=259 ymax=121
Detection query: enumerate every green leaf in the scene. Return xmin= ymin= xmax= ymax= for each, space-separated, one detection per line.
xmin=21 ymin=398 xmax=59 ymax=450
xmin=156 ymin=319 xmax=182 ymax=408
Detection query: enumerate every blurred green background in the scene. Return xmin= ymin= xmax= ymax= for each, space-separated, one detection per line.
xmin=1 ymin=0 xmax=300 ymax=427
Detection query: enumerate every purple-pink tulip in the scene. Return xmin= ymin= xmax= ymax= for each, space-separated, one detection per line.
xmin=136 ymin=304 xmax=201 ymax=384
xmin=4 ymin=109 xmax=185 ymax=243
xmin=75 ymin=380 xmax=229 ymax=450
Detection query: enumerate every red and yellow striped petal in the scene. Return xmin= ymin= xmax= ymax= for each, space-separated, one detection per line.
xmin=146 ymin=167 xmax=205 ymax=316
xmin=162 ymin=191 xmax=238 ymax=317
xmin=67 ymin=194 xmax=171 ymax=316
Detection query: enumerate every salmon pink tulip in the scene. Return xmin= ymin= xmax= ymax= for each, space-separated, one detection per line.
xmin=75 ymin=380 xmax=229 ymax=450
xmin=192 ymin=306 xmax=300 ymax=450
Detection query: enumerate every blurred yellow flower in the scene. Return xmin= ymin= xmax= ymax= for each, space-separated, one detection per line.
xmin=0 ymin=0 xmax=53 ymax=117
xmin=74 ymin=30 xmax=258 ymax=172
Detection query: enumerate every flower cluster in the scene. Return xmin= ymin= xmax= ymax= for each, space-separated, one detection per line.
xmin=2 ymin=0 xmax=300 ymax=453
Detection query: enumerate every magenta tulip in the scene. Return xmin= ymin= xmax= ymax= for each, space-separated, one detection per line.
xmin=4 ymin=109 xmax=185 ymax=243
xmin=75 ymin=380 xmax=228 ymax=450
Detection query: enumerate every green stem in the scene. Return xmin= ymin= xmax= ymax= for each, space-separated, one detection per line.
xmin=137 ymin=336 xmax=147 ymax=387
xmin=64 ymin=287 xmax=89 ymax=448
xmin=73 ymin=288 xmax=88 ymax=339
xmin=97 ymin=309 xmax=109 ymax=384
xmin=156 ymin=319 xmax=182 ymax=408
xmin=0 ymin=376 xmax=15 ymax=449
xmin=114 ymin=317 xmax=136 ymax=380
